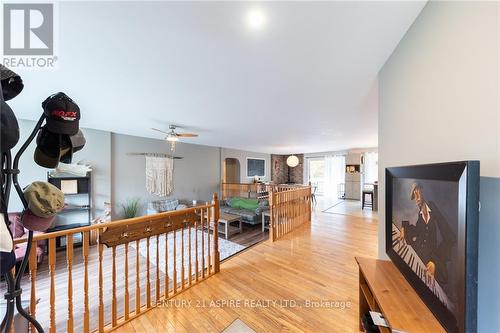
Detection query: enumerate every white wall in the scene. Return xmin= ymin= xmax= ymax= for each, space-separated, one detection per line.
xmin=378 ymin=0 xmax=499 ymax=255
xmin=378 ymin=1 xmax=499 ymax=331
xmin=220 ymin=148 xmax=271 ymax=183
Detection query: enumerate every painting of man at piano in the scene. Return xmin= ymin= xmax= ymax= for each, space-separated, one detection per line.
xmin=391 ymin=178 xmax=458 ymax=316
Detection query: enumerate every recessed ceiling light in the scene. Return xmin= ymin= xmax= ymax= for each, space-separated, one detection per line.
xmin=246 ymin=8 xmax=267 ymax=31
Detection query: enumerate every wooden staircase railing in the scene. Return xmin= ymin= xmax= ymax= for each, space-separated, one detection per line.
xmin=5 ymin=193 xmax=220 ymax=333
xmin=221 ymin=182 xmax=310 ymax=201
xmin=269 ymin=186 xmax=312 ymax=241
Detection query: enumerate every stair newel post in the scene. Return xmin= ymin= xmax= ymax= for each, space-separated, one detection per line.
xmin=212 ymin=193 xmax=220 ymax=273
xmin=269 ymin=187 xmax=274 ymax=242
xmin=308 ymin=182 xmax=312 ymax=222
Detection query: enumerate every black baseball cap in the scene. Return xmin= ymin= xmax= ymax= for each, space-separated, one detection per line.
xmin=42 ymin=92 xmax=80 ymax=135
xmin=70 ymin=130 xmax=86 ymax=153
xmin=34 ymin=126 xmax=78 ymax=168
xmin=0 ymin=250 xmax=16 ymax=274
xmin=0 ymin=64 xmax=24 ymax=101
xmin=1 ymin=101 xmax=20 ymax=152
xmin=59 ymin=135 xmax=73 ymax=164
xmin=34 ymin=126 xmax=62 ymax=168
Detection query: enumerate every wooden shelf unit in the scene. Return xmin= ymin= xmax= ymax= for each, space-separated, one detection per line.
xmin=356 ymin=257 xmax=445 ymax=333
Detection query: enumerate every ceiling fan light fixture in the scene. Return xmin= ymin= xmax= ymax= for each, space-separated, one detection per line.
xmin=166 ymin=135 xmax=179 ymax=142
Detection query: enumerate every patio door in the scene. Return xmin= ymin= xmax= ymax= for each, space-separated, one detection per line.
xmin=307 ymin=157 xmax=326 ymax=195
xmin=306 ymin=155 xmax=346 ymax=198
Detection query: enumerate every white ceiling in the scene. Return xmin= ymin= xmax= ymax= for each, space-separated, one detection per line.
xmin=9 ymin=1 xmax=426 ymax=154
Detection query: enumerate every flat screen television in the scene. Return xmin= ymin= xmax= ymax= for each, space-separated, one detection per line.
xmin=385 ymin=161 xmax=479 ymax=333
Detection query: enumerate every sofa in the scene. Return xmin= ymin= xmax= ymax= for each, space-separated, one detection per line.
xmin=146 ymin=199 xmax=188 ymax=215
xmin=8 ymin=213 xmax=46 ymax=265
xmin=220 ymin=197 xmax=269 ymax=225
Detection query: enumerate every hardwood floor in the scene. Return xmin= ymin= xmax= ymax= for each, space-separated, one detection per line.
xmin=0 ymin=224 xmax=266 ymax=332
xmin=229 ymin=223 xmax=268 ymax=248
xmin=115 ymin=204 xmax=378 ymax=333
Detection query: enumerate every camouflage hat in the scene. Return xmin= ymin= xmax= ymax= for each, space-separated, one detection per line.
xmin=23 ymin=181 xmax=64 ymax=218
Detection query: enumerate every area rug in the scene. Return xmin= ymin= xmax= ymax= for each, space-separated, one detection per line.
xmin=222 ymin=319 xmax=256 ymax=333
xmin=131 ymin=228 xmax=245 ymax=282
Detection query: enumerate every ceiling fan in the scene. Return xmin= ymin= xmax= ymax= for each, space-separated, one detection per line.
xmin=152 ymin=125 xmax=199 ymax=151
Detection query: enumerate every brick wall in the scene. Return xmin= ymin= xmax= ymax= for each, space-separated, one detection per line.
xmin=289 ymin=154 xmax=304 ymax=184
xmin=271 ymin=154 xmax=304 ymax=184
xmin=271 ymin=154 xmax=287 ymax=184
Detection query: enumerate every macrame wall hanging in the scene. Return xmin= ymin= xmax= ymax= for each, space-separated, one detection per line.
xmin=145 ymin=154 xmax=174 ymax=197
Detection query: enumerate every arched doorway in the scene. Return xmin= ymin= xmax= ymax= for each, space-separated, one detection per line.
xmin=224 ymin=158 xmax=240 ymax=183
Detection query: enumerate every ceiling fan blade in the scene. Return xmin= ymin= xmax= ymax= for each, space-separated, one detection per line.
xmin=177 ymin=133 xmax=198 ymax=138
xmin=151 ymin=128 xmax=169 ymax=134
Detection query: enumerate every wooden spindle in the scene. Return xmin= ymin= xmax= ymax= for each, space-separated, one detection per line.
xmin=195 ymin=213 xmax=199 ymax=282
xmin=146 ymin=237 xmax=151 ymax=308
xmin=155 ymin=234 xmax=160 ymax=302
xmin=135 ymin=239 xmax=141 ymax=314
xmin=173 ymin=228 xmax=177 ymax=294
xmin=181 ymin=225 xmax=185 ymax=289
xmin=207 ymin=206 xmax=211 ymax=275
xmin=48 ymin=238 xmax=56 ymax=333
xmin=188 ymin=222 xmax=192 ymax=286
xmin=112 ymin=245 xmax=117 ymax=326
xmin=269 ymin=191 xmax=274 ymax=242
xmin=201 ymin=208 xmax=205 ymax=279
xmin=83 ymin=232 xmax=90 ymax=332
xmin=28 ymin=241 xmax=37 ymax=333
xmin=213 ymin=193 xmax=220 ymax=273
xmin=124 ymin=242 xmax=130 ymax=320
xmin=98 ymin=242 xmax=104 ymax=332
xmin=164 ymin=232 xmax=169 ymax=299
xmin=66 ymin=235 xmax=74 ymax=333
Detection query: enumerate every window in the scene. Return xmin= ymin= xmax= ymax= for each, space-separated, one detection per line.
xmin=307 ymin=155 xmax=345 ymax=197
xmin=308 ymin=158 xmax=326 ymax=194
xmin=364 ymin=152 xmax=378 ymax=184
xmin=325 ymin=155 xmax=346 ymax=198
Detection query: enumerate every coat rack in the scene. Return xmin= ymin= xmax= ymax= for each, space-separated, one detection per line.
xmin=1 ymin=113 xmax=46 ymax=333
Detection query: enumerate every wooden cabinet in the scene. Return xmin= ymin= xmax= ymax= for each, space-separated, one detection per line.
xmin=356 ymin=257 xmax=445 ymax=333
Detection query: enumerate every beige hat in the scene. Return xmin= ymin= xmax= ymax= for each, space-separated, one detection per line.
xmin=24 ymin=181 xmax=64 ymax=218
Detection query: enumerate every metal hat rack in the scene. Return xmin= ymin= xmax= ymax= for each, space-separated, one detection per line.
xmin=1 ymin=110 xmax=47 ymax=332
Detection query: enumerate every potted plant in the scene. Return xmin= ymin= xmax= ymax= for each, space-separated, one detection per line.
xmin=121 ymin=198 xmax=141 ymax=219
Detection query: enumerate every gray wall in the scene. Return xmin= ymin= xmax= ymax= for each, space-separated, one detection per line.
xmin=10 ymin=122 xmax=272 ymax=220
xmin=9 ymin=119 xmax=111 ymax=217
xmin=378 ymin=1 xmax=499 ymax=331
xmin=221 ymin=148 xmax=271 ymax=183
xmin=111 ymin=134 xmax=221 ymax=217
xmin=477 ymin=178 xmax=500 ymax=332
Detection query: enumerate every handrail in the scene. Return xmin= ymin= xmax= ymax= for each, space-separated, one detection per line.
xmin=3 ymin=194 xmax=221 ymax=333
xmin=269 ymin=186 xmax=312 ymax=241
xmin=221 ymin=182 xmax=309 ymax=201
xmin=13 ymin=203 xmax=214 ymax=245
